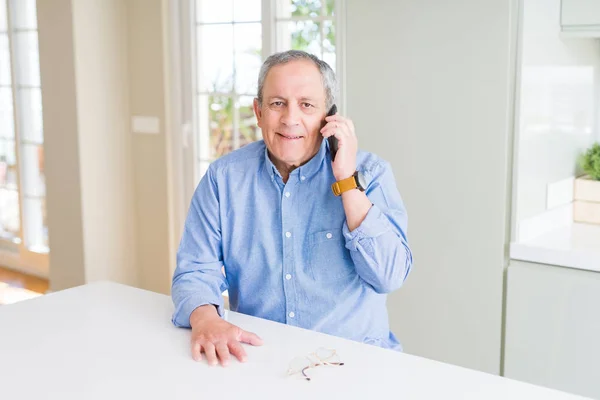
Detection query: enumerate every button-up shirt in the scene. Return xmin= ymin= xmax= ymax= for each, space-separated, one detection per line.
xmin=171 ymin=139 xmax=413 ymax=350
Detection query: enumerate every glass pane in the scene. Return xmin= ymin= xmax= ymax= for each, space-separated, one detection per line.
xmin=197 ymin=24 xmax=233 ymax=93
xmin=199 ymin=94 xmax=234 ymax=158
xmin=323 ymin=51 xmax=335 ymax=73
xmin=10 ymin=0 xmax=37 ymax=30
xmin=0 ymin=187 xmax=20 ymax=241
xmin=238 ymin=96 xmax=260 ymax=147
xmin=0 ymin=138 xmax=17 ymax=189
xmin=0 ymin=0 xmax=7 ymax=31
xmin=0 ymin=87 xmax=15 ymax=139
xmin=279 ymin=0 xmax=317 ymax=18
xmin=234 ymin=23 xmax=261 ymax=95
xmin=23 ymin=196 xmax=47 ymax=252
xmin=196 ymin=0 xmax=232 ymax=23
xmin=326 ymin=0 xmax=334 ymax=17
xmin=18 ymin=87 xmax=43 ymax=143
xmin=14 ymin=31 xmax=40 ymax=86
xmin=277 ymin=21 xmax=321 ymax=55
xmin=21 ymin=143 xmax=44 ymax=197
xmin=323 ymin=20 xmax=335 ymax=53
xmin=233 ymin=0 xmax=261 ymax=22
xmin=0 ymin=34 xmax=11 ymax=85
xmin=278 ymin=0 xmax=332 ymax=18
xmin=322 ymin=20 xmax=335 ymax=71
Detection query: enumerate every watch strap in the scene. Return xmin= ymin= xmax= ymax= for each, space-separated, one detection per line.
xmin=331 ymin=175 xmax=358 ymax=196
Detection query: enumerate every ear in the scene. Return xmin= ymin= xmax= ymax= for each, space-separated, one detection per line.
xmin=253 ymin=98 xmax=263 ymax=128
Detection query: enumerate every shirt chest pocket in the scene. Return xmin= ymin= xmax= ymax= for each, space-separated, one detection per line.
xmin=307 ymin=229 xmax=354 ymax=282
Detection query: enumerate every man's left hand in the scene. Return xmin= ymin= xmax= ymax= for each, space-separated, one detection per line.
xmin=320 ymin=114 xmax=358 ymax=181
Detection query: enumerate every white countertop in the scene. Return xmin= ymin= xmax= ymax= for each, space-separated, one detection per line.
xmin=0 ymin=281 xmax=591 ymax=399
xmin=510 ymin=223 xmax=600 ymax=272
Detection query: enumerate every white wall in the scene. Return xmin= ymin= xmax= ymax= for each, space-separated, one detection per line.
xmin=127 ymin=0 xmax=174 ymax=295
xmin=38 ymin=0 xmax=175 ymax=294
xmin=515 ymin=0 xmax=600 ymax=222
xmin=71 ymin=0 xmax=138 ymax=285
xmin=345 ymin=0 xmax=515 ymax=374
xmin=37 ymin=0 xmax=87 ymax=289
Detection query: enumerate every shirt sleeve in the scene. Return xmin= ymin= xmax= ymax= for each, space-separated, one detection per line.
xmin=343 ymin=160 xmax=413 ymax=294
xmin=171 ymin=165 xmax=228 ymax=328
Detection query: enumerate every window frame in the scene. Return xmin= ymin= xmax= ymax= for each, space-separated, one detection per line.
xmin=182 ymin=0 xmax=346 ymax=187
xmin=0 ymin=0 xmax=48 ymax=277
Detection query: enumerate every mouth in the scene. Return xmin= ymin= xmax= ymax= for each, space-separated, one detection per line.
xmin=277 ymin=132 xmax=303 ymax=141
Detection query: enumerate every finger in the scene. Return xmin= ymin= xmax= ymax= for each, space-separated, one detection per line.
xmin=215 ymin=342 xmax=231 ymax=366
xmin=202 ymin=342 xmax=218 ymax=366
xmin=321 ymin=122 xmax=348 ymax=138
xmin=229 ymin=341 xmax=248 ymax=363
xmin=320 ymin=126 xmax=338 ymax=138
xmin=326 ymin=116 xmax=355 ymax=136
xmin=325 ymin=114 xmax=343 ymax=122
xmin=335 ymin=119 xmax=354 ymax=137
xmin=320 ymin=120 xmax=339 ymax=133
xmin=239 ymin=330 xmax=264 ymax=346
xmin=191 ymin=340 xmax=202 ymax=362
xmin=328 ymin=122 xmax=351 ymax=139
xmin=325 ymin=114 xmax=351 ymax=126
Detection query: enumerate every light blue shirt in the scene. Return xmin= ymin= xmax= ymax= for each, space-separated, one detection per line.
xmin=171 ymin=139 xmax=413 ymax=350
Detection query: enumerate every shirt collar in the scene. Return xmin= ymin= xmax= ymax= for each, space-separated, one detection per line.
xmin=263 ymin=139 xmax=329 ymax=182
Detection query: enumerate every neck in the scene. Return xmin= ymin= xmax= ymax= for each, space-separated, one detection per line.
xmin=269 ymin=146 xmax=320 ymax=184
xmin=274 ymin=161 xmax=296 ymax=184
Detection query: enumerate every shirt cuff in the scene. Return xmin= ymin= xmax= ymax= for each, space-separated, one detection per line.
xmin=172 ymin=295 xmax=225 ymax=328
xmin=343 ymin=205 xmax=392 ymax=251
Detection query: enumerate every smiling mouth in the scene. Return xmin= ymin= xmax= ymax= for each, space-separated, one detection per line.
xmin=277 ymin=133 xmax=303 ymax=140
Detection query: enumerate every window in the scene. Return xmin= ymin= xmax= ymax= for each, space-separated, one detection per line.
xmin=0 ymin=0 xmax=48 ymax=272
xmin=187 ymin=0 xmax=343 ymax=183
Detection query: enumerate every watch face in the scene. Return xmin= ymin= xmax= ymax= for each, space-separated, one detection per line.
xmin=356 ymin=171 xmax=367 ymax=191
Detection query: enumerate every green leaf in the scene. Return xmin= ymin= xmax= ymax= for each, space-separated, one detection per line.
xmin=579 ymin=142 xmax=600 ymax=180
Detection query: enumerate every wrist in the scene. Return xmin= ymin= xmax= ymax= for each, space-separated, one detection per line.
xmin=334 ymin=170 xmax=355 ymax=181
xmin=189 ymin=304 xmax=219 ymax=327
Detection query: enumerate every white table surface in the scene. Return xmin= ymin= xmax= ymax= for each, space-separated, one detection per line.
xmin=510 ymin=223 xmax=600 ymax=272
xmin=0 ymin=281 xmax=591 ymax=400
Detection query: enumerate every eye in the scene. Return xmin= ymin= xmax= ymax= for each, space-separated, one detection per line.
xmin=271 ymin=101 xmax=284 ymax=107
xmin=301 ymin=103 xmax=314 ymax=109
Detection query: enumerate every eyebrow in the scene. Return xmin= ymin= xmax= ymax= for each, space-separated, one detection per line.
xmin=266 ymin=96 xmax=317 ymax=102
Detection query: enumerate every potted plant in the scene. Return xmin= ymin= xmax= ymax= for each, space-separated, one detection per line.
xmin=574 ymin=143 xmax=600 ymax=225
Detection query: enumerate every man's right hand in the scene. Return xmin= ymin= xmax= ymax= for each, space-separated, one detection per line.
xmin=189 ymin=304 xmax=263 ymax=366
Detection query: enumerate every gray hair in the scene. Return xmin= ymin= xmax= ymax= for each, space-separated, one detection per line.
xmin=256 ymin=50 xmax=337 ymax=110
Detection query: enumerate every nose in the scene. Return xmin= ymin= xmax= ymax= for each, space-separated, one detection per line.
xmin=280 ymin=103 xmax=301 ymax=127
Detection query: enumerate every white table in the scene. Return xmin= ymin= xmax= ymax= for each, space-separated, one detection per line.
xmin=0 ymin=281 xmax=590 ymax=399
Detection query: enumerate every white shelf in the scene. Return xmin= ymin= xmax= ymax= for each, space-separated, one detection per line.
xmin=510 ymin=223 xmax=600 ymax=272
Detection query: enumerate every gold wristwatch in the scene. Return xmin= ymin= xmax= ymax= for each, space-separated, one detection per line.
xmin=331 ymin=171 xmax=367 ymax=196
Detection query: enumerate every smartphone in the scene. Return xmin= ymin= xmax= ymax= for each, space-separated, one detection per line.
xmin=325 ymin=104 xmax=338 ymax=161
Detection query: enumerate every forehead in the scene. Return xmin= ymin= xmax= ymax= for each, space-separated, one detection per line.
xmin=263 ymin=59 xmax=325 ymax=98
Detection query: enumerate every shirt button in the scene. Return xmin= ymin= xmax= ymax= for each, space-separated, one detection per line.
xmin=285 ymin=274 xmax=292 ymax=280
xmin=289 ymin=312 xmax=295 ymax=318
xmin=300 ymin=176 xmax=306 ymax=181
xmin=285 ymin=192 xmax=291 ymax=198
xmin=326 ymin=232 xmax=332 ymax=239
xmin=285 ymin=232 xmax=291 ymax=238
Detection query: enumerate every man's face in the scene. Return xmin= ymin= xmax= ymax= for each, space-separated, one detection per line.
xmin=253 ymin=60 xmax=327 ymax=170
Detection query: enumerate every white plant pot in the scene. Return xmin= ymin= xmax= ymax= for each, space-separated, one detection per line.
xmin=574 ymin=175 xmax=600 ymax=225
